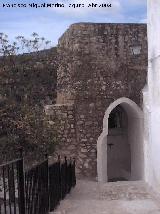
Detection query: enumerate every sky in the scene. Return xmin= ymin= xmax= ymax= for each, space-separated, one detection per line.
xmin=0 ymin=0 xmax=147 ymax=47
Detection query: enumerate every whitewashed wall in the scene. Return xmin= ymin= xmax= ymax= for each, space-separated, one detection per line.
xmin=144 ymin=0 xmax=160 ymax=190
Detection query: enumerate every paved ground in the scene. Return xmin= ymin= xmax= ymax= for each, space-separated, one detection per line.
xmin=51 ymin=179 xmax=160 ymax=214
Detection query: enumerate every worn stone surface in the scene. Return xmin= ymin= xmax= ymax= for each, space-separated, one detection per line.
xmin=57 ymin=23 xmax=147 ymax=105
xmin=47 ymin=23 xmax=147 ymax=178
xmin=0 ymin=47 xmax=57 ymax=106
xmin=51 ymin=180 xmax=160 ymax=214
xmin=45 ymin=104 xmax=77 ymax=160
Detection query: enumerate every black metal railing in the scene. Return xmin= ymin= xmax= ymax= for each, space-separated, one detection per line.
xmin=25 ymin=159 xmax=49 ymax=214
xmin=49 ymin=156 xmax=76 ymax=212
xmin=0 ymin=158 xmax=25 ymax=214
xmin=0 ymin=155 xmax=76 ymax=214
xmin=49 ymin=157 xmax=61 ymax=211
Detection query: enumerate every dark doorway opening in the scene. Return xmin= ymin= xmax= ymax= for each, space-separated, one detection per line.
xmin=107 ymin=105 xmax=131 ymax=182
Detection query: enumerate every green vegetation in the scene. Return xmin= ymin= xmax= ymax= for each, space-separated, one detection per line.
xmin=0 ymin=33 xmax=57 ymax=165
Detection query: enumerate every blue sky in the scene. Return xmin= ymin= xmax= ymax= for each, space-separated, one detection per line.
xmin=0 ymin=0 xmax=147 ymax=46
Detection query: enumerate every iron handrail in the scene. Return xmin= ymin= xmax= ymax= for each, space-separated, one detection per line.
xmin=0 ymin=158 xmax=22 ymax=167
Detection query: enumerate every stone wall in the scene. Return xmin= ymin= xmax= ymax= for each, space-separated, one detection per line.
xmin=57 ymin=23 xmax=147 ymax=105
xmin=45 ymin=104 xmax=77 ymax=156
xmin=0 ymin=23 xmax=147 ymax=177
xmin=47 ymin=23 xmax=148 ymax=179
xmin=0 ymin=48 xmax=58 ymax=165
xmin=0 ymin=48 xmax=57 ymax=105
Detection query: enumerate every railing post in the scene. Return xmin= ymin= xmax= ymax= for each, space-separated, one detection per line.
xmin=17 ymin=148 xmax=26 ymax=214
xmin=64 ymin=156 xmax=68 ymax=194
xmin=58 ymin=155 xmax=61 ymax=202
xmin=45 ymin=153 xmax=50 ymax=213
xmin=73 ymin=158 xmax=76 ymax=187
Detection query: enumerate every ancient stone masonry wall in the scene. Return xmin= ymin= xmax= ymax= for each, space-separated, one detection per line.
xmin=45 ymin=102 xmax=110 ymax=177
xmin=0 ymin=48 xmax=58 ymax=164
xmin=48 ymin=23 xmax=148 ymax=178
xmin=74 ymin=99 xmax=112 ymax=177
xmin=0 ymin=47 xmax=58 ymax=106
xmin=45 ymin=104 xmax=78 ymax=157
xmin=57 ymin=23 xmax=147 ymax=106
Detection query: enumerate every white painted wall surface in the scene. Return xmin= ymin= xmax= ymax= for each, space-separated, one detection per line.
xmin=144 ymin=0 xmax=160 ymax=191
xmin=97 ymin=98 xmax=144 ymax=183
xmin=148 ymin=0 xmax=160 ymax=106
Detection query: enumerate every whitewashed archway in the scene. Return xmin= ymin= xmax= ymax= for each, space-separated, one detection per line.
xmin=97 ymin=97 xmax=144 ymax=183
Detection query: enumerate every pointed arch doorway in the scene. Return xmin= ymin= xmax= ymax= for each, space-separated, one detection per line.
xmin=97 ymin=97 xmax=144 ymax=183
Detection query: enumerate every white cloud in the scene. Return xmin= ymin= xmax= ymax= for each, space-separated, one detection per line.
xmin=0 ymin=0 xmax=147 ymax=46
xmin=129 ymin=0 xmax=146 ymax=6
xmin=139 ymin=18 xmax=147 ymax=23
xmin=49 ymin=0 xmax=146 ymax=23
xmin=49 ymin=0 xmax=122 ymax=18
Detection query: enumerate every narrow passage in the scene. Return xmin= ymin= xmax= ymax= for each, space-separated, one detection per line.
xmin=51 ymin=180 xmax=160 ymax=214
